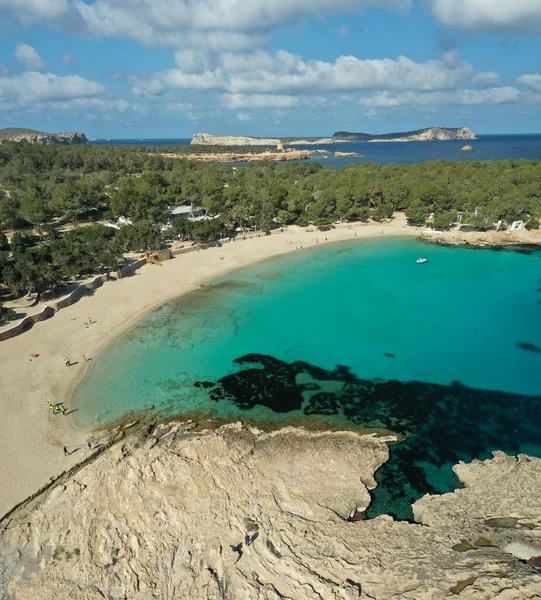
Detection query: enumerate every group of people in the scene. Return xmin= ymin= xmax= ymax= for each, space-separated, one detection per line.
xmin=48 ymin=399 xmax=66 ymax=415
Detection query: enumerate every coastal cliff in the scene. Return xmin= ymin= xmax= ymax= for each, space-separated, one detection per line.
xmin=334 ymin=127 xmax=477 ymax=143
xmin=192 ymin=133 xmax=282 ymax=146
xmin=1 ymin=422 xmax=539 ymax=599
xmin=0 ymin=128 xmax=88 ymax=145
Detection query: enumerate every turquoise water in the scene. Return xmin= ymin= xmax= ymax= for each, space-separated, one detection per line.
xmin=73 ymin=237 xmax=541 ymax=517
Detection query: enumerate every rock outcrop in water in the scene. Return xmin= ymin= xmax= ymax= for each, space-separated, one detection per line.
xmin=1 ymin=423 xmax=540 ymax=599
xmin=0 ymin=128 xmax=88 ymax=145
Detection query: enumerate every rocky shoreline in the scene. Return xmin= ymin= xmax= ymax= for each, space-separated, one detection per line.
xmin=1 ymin=422 xmax=539 ymax=599
xmin=162 ymin=149 xmax=327 ymax=162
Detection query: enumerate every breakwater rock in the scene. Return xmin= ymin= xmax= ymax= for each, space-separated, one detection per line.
xmin=1 ymin=423 xmax=540 ymax=599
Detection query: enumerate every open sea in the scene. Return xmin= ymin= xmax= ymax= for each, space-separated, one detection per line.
xmin=92 ymin=134 xmax=541 ymax=167
xmin=73 ymin=237 xmax=541 ymax=519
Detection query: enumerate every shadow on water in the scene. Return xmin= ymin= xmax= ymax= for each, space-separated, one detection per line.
xmin=195 ymin=353 xmax=541 ymax=520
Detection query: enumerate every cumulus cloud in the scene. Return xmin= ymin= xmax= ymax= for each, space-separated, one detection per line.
xmin=430 ymin=0 xmax=541 ymax=34
xmin=174 ymin=50 xmax=211 ymax=74
xmin=137 ymin=50 xmax=482 ymax=97
xmin=236 ymin=112 xmax=252 ymax=121
xmin=471 ymin=72 xmax=501 ymax=87
xmin=359 ymin=87 xmax=521 ymax=107
xmin=70 ymin=0 xmax=409 ymax=49
xmin=0 ymin=71 xmax=105 ymax=106
xmin=0 ymin=0 xmax=69 ymax=24
xmin=516 ymin=74 xmax=541 ymax=92
xmin=14 ymin=43 xmax=47 ymax=71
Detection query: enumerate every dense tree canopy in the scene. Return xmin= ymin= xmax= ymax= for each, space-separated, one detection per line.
xmin=1 ymin=140 xmax=540 ymax=301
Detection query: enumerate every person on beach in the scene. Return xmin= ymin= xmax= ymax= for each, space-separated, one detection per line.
xmin=64 ymin=358 xmax=71 ymax=367
xmin=63 ymin=446 xmax=69 ymax=456
xmin=83 ymin=354 xmax=88 ymax=362
xmin=68 ymin=315 xmax=73 ymax=321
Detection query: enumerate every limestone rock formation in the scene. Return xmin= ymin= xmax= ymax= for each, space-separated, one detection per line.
xmin=461 ymin=145 xmax=474 ymax=152
xmin=0 ymin=424 xmax=540 ymax=600
xmin=0 ymin=128 xmax=88 ymax=145
xmin=191 ymin=134 xmax=335 ymax=146
xmin=192 ymin=133 xmax=282 ymax=146
xmin=333 ymin=127 xmax=477 ymax=143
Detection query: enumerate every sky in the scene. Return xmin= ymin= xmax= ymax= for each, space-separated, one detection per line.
xmin=0 ymin=0 xmax=541 ymax=138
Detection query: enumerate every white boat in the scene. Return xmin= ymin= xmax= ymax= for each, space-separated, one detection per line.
xmin=416 ymin=257 xmax=427 ymax=264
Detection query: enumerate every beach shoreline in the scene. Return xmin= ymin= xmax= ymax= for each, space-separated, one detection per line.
xmin=1 ymin=215 xmax=540 ymax=515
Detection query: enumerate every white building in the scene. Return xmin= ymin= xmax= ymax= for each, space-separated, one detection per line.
xmin=167 ymin=205 xmax=206 ymax=219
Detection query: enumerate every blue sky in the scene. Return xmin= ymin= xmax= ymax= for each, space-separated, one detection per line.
xmin=1 ymin=0 xmax=541 ymax=138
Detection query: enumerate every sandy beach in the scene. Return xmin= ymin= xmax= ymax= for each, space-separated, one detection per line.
xmin=0 ymin=215 xmax=539 ymax=516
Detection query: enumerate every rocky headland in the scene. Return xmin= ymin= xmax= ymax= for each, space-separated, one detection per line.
xmin=0 ymin=128 xmax=88 ymax=145
xmin=335 ymin=127 xmax=477 ymax=143
xmin=1 ymin=422 xmax=539 ymax=600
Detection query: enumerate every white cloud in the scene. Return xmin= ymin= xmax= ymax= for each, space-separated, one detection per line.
xmin=236 ymin=112 xmax=252 ymax=121
xmin=67 ymin=0 xmax=410 ymax=49
xmin=174 ymin=50 xmax=210 ymax=74
xmin=471 ymin=72 xmax=501 ymax=87
xmin=60 ymin=53 xmax=76 ymax=66
xmin=14 ymin=43 xmax=47 ymax=71
xmin=221 ymin=93 xmax=328 ymax=109
xmin=0 ymin=63 xmax=9 ymax=76
xmin=430 ymin=0 xmax=541 ymax=34
xmin=138 ymin=50 xmax=481 ymax=96
xmin=359 ymin=87 xmax=521 ymax=107
xmin=516 ymin=74 xmax=541 ymax=92
xmin=0 ymin=0 xmax=69 ymax=24
xmin=220 ymin=49 xmax=301 ymax=74
xmin=0 ymin=71 xmax=105 ymax=106
xmin=46 ymin=98 xmax=130 ymax=111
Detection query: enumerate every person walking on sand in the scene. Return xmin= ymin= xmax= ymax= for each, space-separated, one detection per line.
xmin=63 ymin=446 xmax=69 ymax=456
xmin=68 ymin=315 xmax=73 ymax=321
xmin=83 ymin=354 xmax=88 ymax=362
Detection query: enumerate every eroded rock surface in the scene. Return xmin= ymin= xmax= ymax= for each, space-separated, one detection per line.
xmin=0 ymin=425 xmax=540 ymax=600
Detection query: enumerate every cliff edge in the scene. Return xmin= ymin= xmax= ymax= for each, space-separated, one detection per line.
xmin=1 ymin=423 xmax=539 ymax=599
xmin=0 ymin=128 xmax=88 ymax=145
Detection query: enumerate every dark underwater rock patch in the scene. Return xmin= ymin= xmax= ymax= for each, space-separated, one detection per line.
xmin=197 ymin=353 xmax=541 ymax=520
xmin=516 ymin=342 xmax=541 ymax=353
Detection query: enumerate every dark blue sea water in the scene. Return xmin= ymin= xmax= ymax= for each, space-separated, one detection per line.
xmin=91 ymin=134 xmax=541 ymax=166
xmin=74 ymin=237 xmax=541 ymax=519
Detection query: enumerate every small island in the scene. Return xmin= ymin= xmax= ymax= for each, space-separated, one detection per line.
xmin=191 ymin=127 xmax=477 ymax=146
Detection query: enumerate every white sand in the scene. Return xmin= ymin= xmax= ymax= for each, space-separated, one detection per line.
xmin=0 ymin=215 xmax=538 ymax=516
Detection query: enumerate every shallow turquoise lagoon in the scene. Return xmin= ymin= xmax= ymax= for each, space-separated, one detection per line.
xmin=73 ymin=237 xmax=541 ymax=518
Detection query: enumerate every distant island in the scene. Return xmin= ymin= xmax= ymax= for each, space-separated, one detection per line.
xmin=192 ymin=127 xmax=477 ymax=146
xmin=0 ymin=128 xmax=88 ymax=145
xmin=333 ymin=127 xmax=477 ymax=143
